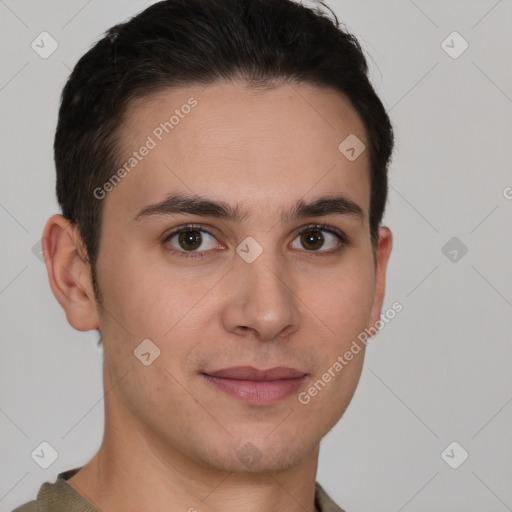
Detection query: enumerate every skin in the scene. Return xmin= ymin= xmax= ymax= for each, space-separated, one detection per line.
xmin=43 ymin=80 xmax=392 ymax=512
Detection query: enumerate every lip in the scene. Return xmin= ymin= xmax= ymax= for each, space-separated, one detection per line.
xmin=206 ymin=366 xmax=306 ymax=381
xmin=202 ymin=366 xmax=307 ymax=404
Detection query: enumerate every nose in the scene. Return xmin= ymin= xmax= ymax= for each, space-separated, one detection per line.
xmin=221 ymin=249 xmax=301 ymax=342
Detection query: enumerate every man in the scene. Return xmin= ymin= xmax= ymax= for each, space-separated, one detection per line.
xmin=12 ymin=0 xmax=394 ymax=511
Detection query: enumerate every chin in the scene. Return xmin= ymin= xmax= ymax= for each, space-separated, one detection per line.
xmin=194 ymin=433 xmax=316 ymax=474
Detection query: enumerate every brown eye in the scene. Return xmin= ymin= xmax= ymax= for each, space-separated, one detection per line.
xmin=290 ymin=226 xmax=345 ymax=253
xmin=300 ymin=230 xmax=324 ymax=250
xmin=165 ymin=226 xmax=219 ymax=256
xmin=178 ymin=230 xmax=203 ymax=251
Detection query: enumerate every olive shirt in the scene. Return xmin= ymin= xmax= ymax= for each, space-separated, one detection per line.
xmin=11 ymin=467 xmax=346 ymax=512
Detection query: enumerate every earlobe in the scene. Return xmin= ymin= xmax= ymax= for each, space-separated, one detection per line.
xmin=42 ymin=214 xmax=100 ymax=331
xmin=368 ymin=226 xmax=393 ymax=331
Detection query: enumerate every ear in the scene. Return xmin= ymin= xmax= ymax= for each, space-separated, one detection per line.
xmin=368 ymin=226 xmax=393 ymax=330
xmin=42 ymin=214 xmax=100 ymax=331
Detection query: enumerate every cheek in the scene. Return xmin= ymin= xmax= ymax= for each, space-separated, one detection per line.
xmin=98 ymin=251 xmax=217 ymax=368
xmin=97 ymin=242 xmax=172 ymax=327
xmin=314 ymin=256 xmax=375 ymax=344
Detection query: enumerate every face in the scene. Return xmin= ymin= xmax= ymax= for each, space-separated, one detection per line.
xmin=89 ymin=81 xmax=392 ymax=474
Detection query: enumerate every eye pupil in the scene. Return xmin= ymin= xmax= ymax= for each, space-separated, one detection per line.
xmin=302 ymin=230 xmax=324 ymax=250
xmin=179 ymin=230 xmax=202 ymax=250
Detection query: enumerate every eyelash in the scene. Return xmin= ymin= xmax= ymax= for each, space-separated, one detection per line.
xmin=162 ymin=223 xmax=350 ymax=260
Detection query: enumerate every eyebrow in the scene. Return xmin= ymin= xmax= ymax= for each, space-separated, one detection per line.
xmin=133 ymin=192 xmax=364 ymax=224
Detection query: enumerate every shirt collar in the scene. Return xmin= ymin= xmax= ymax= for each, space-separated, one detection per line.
xmin=37 ymin=468 xmax=346 ymax=512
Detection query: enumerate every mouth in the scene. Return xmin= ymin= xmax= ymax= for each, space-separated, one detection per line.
xmin=201 ymin=366 xmax=307 ymax=405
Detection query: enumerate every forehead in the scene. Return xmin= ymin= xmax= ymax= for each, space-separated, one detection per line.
xmin=105 ymin=80 xmax=371 ymax=224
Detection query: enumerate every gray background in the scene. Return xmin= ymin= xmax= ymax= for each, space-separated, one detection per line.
xmin=1 ymin=1 xmax=511 ymax=511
